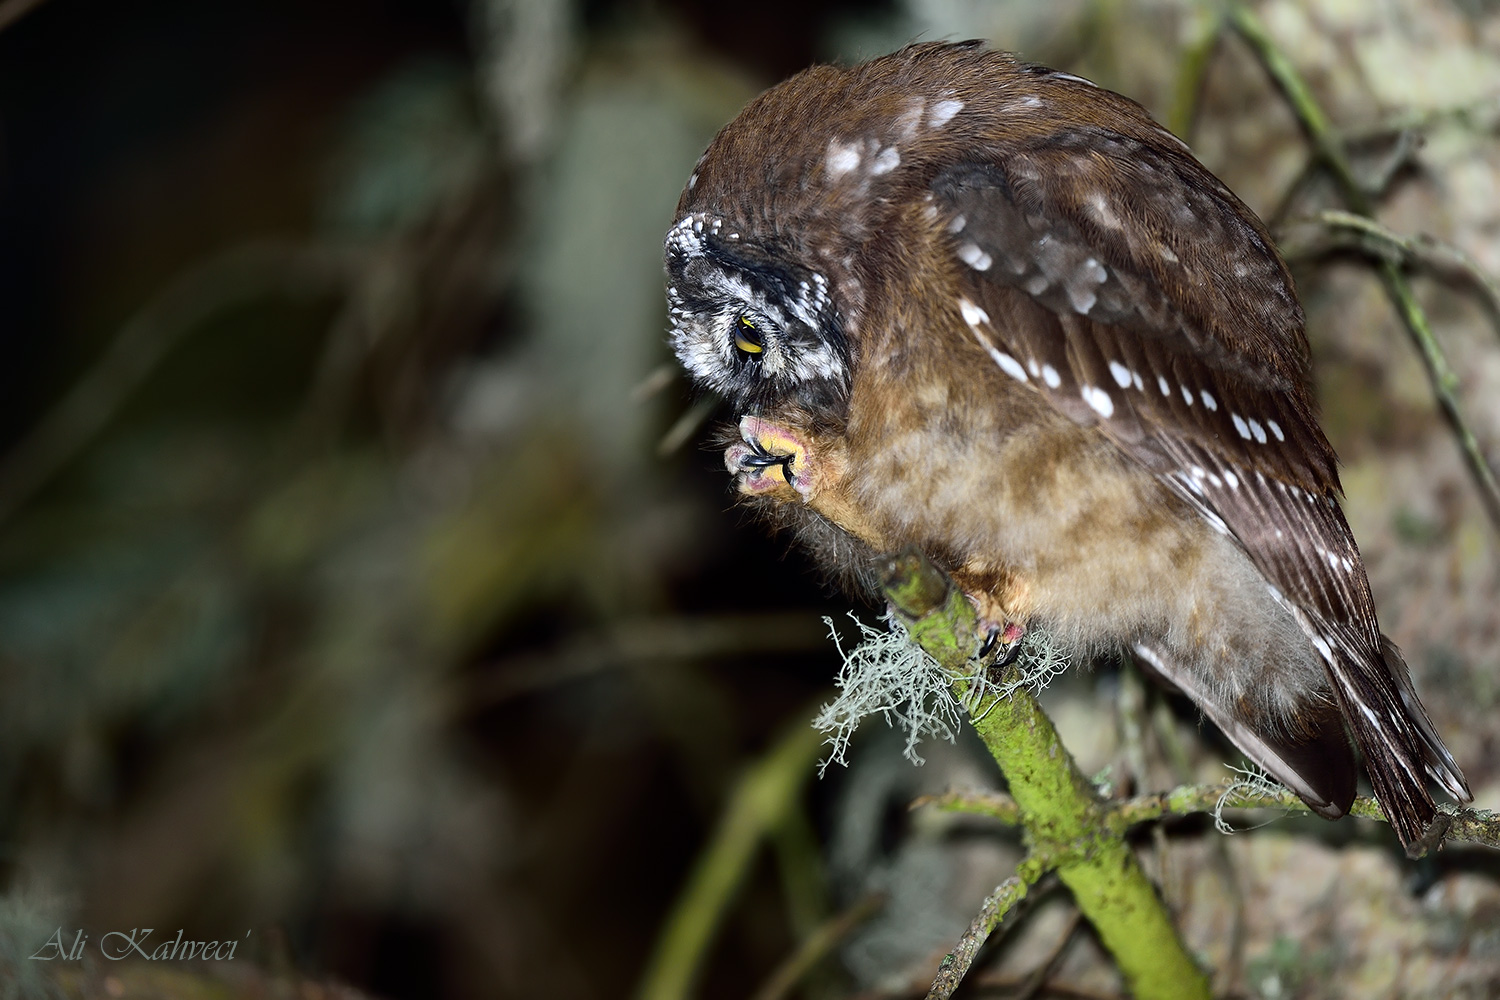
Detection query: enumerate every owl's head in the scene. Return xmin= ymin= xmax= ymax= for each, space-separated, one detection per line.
xmin=664 ymin=211 xmax=850 ymax=417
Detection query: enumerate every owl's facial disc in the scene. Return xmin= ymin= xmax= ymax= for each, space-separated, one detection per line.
xmin=664 ymin=213 xmax=848 ymax=416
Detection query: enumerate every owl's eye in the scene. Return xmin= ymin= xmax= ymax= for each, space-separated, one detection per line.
xmin=733 ymin=315 xmax=764 ymax=355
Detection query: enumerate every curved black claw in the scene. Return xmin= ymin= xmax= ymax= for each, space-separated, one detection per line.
xmin=993 ymin=635 xmax=1023 ymax=668
xmin=739 ymin=451 xmax=783 ymax=468
xmin=976 ymin=625 xmax=1024 ymax=667
xmin=738 ymin=449 xmax=797 ymax=487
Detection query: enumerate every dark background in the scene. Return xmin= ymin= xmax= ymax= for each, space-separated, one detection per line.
xmin=1 ymin=1 xmax=1497 ymax=998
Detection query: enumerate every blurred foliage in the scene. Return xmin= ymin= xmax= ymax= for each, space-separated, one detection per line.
xmin=0 ymin=1 xmax=1496 ymax=999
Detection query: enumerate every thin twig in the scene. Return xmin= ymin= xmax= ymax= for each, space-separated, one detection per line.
xmin=657 ymin=396 xmax=720 ymax=457
xmin=1226 ymin=1 xmax=1500 ymax=530
xmin=750 ymin=893 xmax=886 ymax=1000
xmin=462 ymin=612 xmax=829 ymax=709
xmin=0 ymin=242 xmax=360 ymax=528
xmin=912 ymin=790 xmax=1020 ymax=824
xmin=1012 ymin=910 xmax=1085 ymax=1000
xmin=925 ymin=863 xmax=1055 ymax=1000
xmin=1284 ymin=210 xmax=1500 ymax=340
xmin=927 ymin=782 xmax=1500 ymax=849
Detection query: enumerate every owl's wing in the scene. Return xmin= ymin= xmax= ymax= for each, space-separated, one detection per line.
xmin=931 ymin=138 xmax=1469 ymax=846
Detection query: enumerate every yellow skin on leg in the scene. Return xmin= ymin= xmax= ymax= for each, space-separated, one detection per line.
xmin=728 ymin=414 xmax=1026 ymax=649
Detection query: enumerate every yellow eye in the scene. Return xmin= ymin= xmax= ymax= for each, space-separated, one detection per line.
xmin=733 ymin=315 xmax=764 ymax=354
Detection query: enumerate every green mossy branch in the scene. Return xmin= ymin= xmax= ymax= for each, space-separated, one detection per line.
xmin=923 ymin=785 xmax=1500 ymax=851
xmin=880 ymin=551 xmax=1211 ymax=1000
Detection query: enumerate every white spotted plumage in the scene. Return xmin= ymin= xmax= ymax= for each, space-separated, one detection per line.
xmin=667 ymin=40 xmax=1469 ymax=852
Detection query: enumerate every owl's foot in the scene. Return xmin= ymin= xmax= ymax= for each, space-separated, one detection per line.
xmin=977 ymin=619 xmax=1026 ymax=665
xmin=726 ymin=416 xmax=814 ymax=499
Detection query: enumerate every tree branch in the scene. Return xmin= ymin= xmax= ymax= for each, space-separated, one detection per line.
xmin=1226 ymin=1 xmax=1500 ymax=530
xmin=881 ymin=550 xmax=1210 ymax=1000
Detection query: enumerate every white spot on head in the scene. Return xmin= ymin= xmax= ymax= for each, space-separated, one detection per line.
xmin=1019 ymin=94 xmax=1044 ymax=109
xmin=990 ymin=349 xmax=1029 ymax=382
xmin=1157 ymin=375 xmax=1170 ymax=396
xmin=1041 ymin=364 xmax=1061 ymax=388
xmin=1268 ymin=419 xmax=1285 ymax=441
xmin=827 ymin=140 xmax=861 ymax=179
xmin=1087 ymin=193 xmax=1122 ymax=229
xmin=1200 ymin=390 xmax=1218 ymax=411
xmin=1159 ymin=246 xmax=1179 ymax=263
xmin=1109 ymin=361 xmax=1131 ymax=388
xmin=1081 ymin=385 xmax=1114 ymax=418
xmin=957 ymin=243 xmax=993 ymax=271
xmin=870 ymin=146 xmax=901 ymax=175
xmin=947 ymin=214 xmax=966 ymax=233
xmin=958 ymin=297 xmax=989 ymax=328
xmin=1232 ymin=413 xmax=1251 ymax=439
xmin=896 ymin=98 xmax=926 ymax=139
xmin=929 ymin=99 xmax=963 ymax=127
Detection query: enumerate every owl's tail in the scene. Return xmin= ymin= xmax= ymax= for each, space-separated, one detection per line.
xmin=1323 ymin=633 xmax=1471 ymax=853
xmin=1131 ymin=641 xmax=1357 ymax=822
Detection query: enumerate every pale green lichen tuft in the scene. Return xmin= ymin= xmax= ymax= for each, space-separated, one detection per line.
xmin=813 ymin=612 xmax=1069 ymax=775
xmin=1213 ymin=763 xmax=1289 ymax=835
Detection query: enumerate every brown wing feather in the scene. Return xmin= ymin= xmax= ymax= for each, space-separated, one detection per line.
xmin=931 ymin=125 xmax=1470 ymax=847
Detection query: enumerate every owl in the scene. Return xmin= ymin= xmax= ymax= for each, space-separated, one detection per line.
xmin=663 ymin=42 xmax=1470 ymax=852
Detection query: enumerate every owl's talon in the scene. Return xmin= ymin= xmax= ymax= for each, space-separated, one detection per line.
xmin=729 ymin=416 xmax=813 ymax=498
xmin=739 ymin=452 xmax=783 ymax=468
xmin=976 ymin=620 xmax=1025 ymax=665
